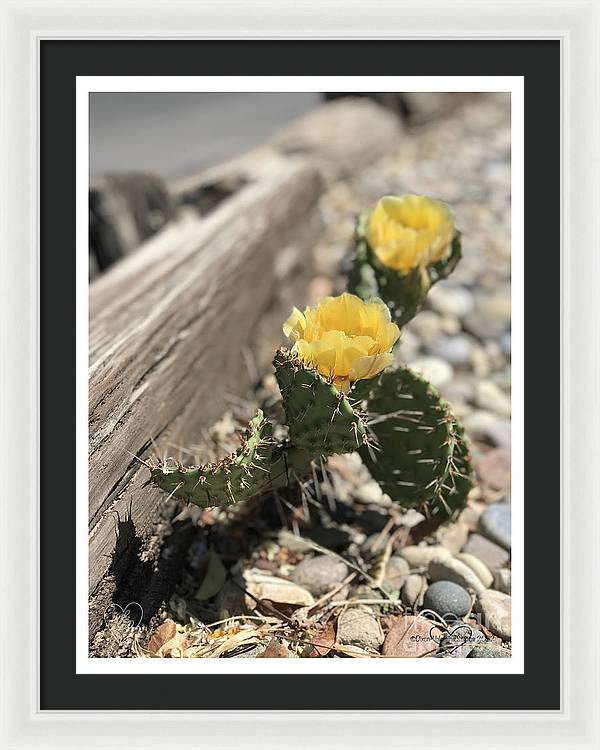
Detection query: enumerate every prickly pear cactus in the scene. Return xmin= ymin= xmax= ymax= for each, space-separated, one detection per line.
xmin=273 ymin=348 xmax=368 ymax=457
xmin=359 ymin=366 xmax=472 ymax=520
xmin=149 ymin=410 xmax=274 ymax=509
xmin=147 ymin=193 xmax=474 ymax=526
xmin=349 ymin=209 xmax=462 ymax=327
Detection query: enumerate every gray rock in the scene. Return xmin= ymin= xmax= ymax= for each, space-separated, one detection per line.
xmin=401 ymin=574 xmax=428 ymax=608
xmin=429 ymin=334 xmax=474 ymax=367
xmin=442 ymin=376 xmax=475 ymax=406
xmin=475 ymin=590 xmax=511 ymax=641
xmin=475 ymin=448 xmax=511 ymax=492
xmin=440 ymin=622 xmax=486 ymax=658
xmin=500 ymin=332 xmax=511 ymax=358
xmin=429 ymin=558 xmax=486 ymax=595
xmin=462 ymin=410 xmax=499 ymax=441
xmin=475 ymin=380 xmax=511 ymax=418
xmin=337 ymin=608 xmax=384 ymax=651
xmin=491 ymin=365 xmax=511 ymax=392
xmin=427 ymin=284 xmax=474 ymax=318
xmin=478 ymin=502 xmax=511 ymax=550
xmin=493 ymin=568 xmax=511 ymax=594
xmin=455 ymin=553 xmax=494 ymax=588
xmin=399 ymin=545 xmax=452 ymax=569
xmin=485 ymin=418 xmax=511 ymax=449
xmin=398 ymin=508 xmax=427 ymax=529
xmin=423 ymin=580 xmax=472 ymax=619
xmin=407 ymin=310 xmax=443 ymax=345
xmin=232 ymin=643 xmax=267 ymax=658
xmin=467 ymin=643 xmax=511 ymax=658
xmin=462 ymin=533 xmax=510 ymax=570
xmin=463 ymin=292 xmax=510 ymax=340
xmin=437 ymin=522 xmax=469 ymax=554
xmin=353 ymin=479 xmax=387 ymax=506
xmin=470 ymin=345 xmax=492 ymax=377
xmin=408 ymin=356 xmax=454 ymax=388
xmin=382 ymin=556 xmax=410 ymax=593
xmin=291 ymin=555 xmax=349 ymax=597
xmin=395 ymin=328 xmax=420 ymax=362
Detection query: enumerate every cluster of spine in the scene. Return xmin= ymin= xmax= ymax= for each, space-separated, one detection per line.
xmin=358 ymin=367 xmax=472 ymax=520
xmin=348 ymin=210 xmax=462 ymax=327
xmin=273 ymin=348 xmax=368 ymax=457
xmin=148 ymin=199 xmax=474 ymax=523
xmin=149 ymin=410 xmax=275 ymax=509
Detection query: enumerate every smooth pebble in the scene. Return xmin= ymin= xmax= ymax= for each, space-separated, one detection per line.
xmin=401 ymin=574 xmax=428 ymax=609
xmin=475 ymin=590 xmax=512 ymax=641
xmin=462 ymin=533 xmax=510 ymax=570
xmin=291 ymin=555 xmax=349 ymax=597
xmin=423 ymin=580 xmax=472 ymax=619
xmin=455 ymin=552 xmax=494 ymax=588
xmin=429 ymin=558 xmax=486 ymax=595
xmin=337 ymin=608 xmax=384 ymax=651
xmin=478 ymin=502 xmax=511 ymax=550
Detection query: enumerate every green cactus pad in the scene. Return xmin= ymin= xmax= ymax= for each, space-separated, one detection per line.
xmin=348 ymin=210 xmax=462 ymax=327
xmin=359 ymin=366 xmax=472 ymax=520
xmin=149 ymin=410 xmax=274 ymax=509
xmin=273 ymin=348 xmax=368 ymax=458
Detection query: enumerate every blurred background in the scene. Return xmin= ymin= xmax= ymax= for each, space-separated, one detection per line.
xmin=90 ymin=92 xmax=322 ymax=180
xmin=89 ymin=92 xmax=499 ymax=276
xmin=89 ymin=92 xmax=512 ymax=658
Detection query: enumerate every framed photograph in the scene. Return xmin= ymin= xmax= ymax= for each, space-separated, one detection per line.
xmin=79 ymin=75 xmax=522 ymax=679
xmin=1 ymin=1 xmax=597 ymax=748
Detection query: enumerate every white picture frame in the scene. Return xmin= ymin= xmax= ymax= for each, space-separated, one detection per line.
xmin=0 ymin=1 xmax=597 ymax=748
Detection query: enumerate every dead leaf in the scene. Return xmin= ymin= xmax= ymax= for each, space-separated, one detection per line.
xmin=147 ymin=619 xmax=177 ymax=655
xmin=195 ymin=547 xmax=227 ymax=601
xmin=243 ymin=569 xmax=314 ymax=608
xmin=257 ymin=637 xmax=289 ymax=658
xmin=309 ymin=622 xmax=336 ymax=657
xmin=157 ymin=633 xmax=189 ymax=658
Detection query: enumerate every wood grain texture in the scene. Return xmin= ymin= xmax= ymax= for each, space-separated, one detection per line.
xmin=88 ymin=160 xmax=322 ymax=604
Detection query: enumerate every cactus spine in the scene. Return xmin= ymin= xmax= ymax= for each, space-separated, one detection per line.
xmin=274 ymin=348 xmax=368 ymax=457
xmin=359 ymin=367 xmax=471 ymax=520
xmin=149 ymin=410 xmax=275 ymax=509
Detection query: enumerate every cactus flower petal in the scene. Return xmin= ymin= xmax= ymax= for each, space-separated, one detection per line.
xmin=283 ymin=292 xmax=400 ymax=393
xmin=283 ymin=307 xmax=307 ymax=340
xmin=367 ymin=194 xmax=455 ymax=274
xmin=349 ymin=352 xmax=395 ymax=382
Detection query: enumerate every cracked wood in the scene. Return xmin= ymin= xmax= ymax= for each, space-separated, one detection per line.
xmin=88 ymin=160 xmax=322 ymax=598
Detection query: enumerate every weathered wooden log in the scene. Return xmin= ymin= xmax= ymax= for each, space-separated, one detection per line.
xmin=89 ymin=171 xmax=177 ymax=271
xmin=88 ymin=160 xmax=323 ymax=638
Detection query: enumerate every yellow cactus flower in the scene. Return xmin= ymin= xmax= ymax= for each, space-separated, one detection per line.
xmin=283 ymin=292 xmax=400 ymax=393
xmin=366 ymin=194 xmax=455 ymax=274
